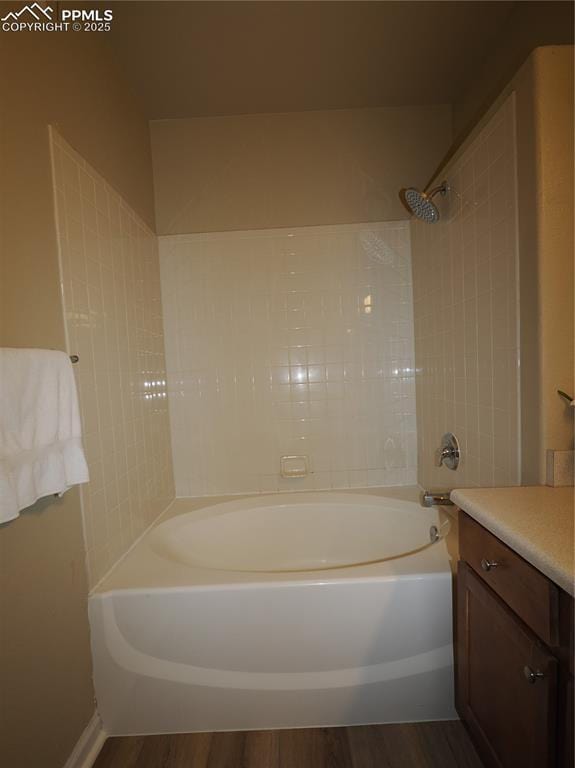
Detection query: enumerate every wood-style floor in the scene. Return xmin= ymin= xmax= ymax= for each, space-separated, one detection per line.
xmin=93 ymin=721 xmax=484 ymax=768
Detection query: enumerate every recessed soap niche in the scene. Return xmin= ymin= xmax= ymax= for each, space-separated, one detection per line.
xmin=280 ymin=455 xmax=309 ymax=478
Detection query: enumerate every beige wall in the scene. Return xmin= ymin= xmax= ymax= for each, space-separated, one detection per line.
xmin=0 ymin=492 xmax=94 ymax=768
xmin=0 ymin=27 xmax=156 ymax=348
xmin=476 ymin=45 xmax=574 ymax=484
xmin=150 ymin=106 xmax=451 ymax=235
xmin=532 ymin=47 xmax=574 ymax=478
xmin=0 ymin=28 xmax=156 ymax=768
xmin=451 ymin=1 xmax=574 ymax=143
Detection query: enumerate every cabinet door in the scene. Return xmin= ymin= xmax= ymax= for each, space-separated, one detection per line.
xmin=456 ymin=561 xmax=558 ymax=768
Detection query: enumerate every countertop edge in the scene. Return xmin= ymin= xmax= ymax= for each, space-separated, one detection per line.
xmin=451 ymin=489 xmax=575 ymax=598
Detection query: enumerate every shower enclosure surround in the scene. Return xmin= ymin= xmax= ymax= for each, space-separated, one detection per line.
xmin=411 ymin=94 xmax=520 ymax=490
xmin=50 ymin=129 xmax=174 ymax=587
xmin=160 ymin=222 xmax=417 ymax=496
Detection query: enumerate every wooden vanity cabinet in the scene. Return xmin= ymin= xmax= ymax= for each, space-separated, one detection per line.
xmin=456 ymin=512 xmax=574 ymax=768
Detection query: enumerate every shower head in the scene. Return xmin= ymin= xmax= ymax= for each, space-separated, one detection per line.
xmin=399 ymin=181 xmax=449 ymax=223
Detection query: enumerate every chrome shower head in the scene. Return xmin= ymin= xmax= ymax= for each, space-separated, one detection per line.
xmin=399 ymin=181 xmax=449 ymax=223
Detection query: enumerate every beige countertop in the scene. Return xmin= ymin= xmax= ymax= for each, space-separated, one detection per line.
xmin=451 ymin=486 xmax=575 ymax=596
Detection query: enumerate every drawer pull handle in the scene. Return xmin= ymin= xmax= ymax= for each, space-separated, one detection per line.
xmin=481 ymin=558 xmax=499 ymax=572
xmin=524 ymin=666 xmax=545 ymax=684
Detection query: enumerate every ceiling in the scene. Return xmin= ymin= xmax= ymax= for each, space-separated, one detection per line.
xmin=108 ymin=1 xmax=518 ymax=120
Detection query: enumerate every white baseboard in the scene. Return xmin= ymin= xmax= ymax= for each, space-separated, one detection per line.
xmin=63 ymin=710 xmax=106 ymax=768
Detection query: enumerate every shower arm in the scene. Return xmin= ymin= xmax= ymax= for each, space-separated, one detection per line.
xmin=426 ymin=182 xmax=449 ymax=200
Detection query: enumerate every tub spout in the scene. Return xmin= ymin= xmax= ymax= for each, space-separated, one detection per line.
xmin=420 ymin=490 xmax=453 ymax=507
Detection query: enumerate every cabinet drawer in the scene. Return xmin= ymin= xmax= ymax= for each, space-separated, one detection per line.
xmin=459 ymin=512 xmax=559 ymax=645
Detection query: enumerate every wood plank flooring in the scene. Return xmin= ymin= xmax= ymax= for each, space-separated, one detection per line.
xmin=94 ymin=722 xmax=484 ymax=768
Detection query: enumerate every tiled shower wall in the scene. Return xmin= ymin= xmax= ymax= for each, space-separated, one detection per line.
xmin=50 ymin=130 xmax=174 ymax=587
xmin=160 ymin=222 xmax=417 ymax=496
xmin=411 ymin=94 xmax=520 ymax=489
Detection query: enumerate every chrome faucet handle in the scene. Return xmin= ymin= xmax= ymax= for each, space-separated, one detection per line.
xmin=435 ymin=445 xmax=452 ymax=467
xmin=435 ymin=433 xmax=460 ymax=470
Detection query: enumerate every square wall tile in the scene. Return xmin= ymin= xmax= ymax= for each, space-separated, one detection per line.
xmin=411 ymin=95 xmax=520 ymax=490
xmin=160 ymin=221 xmax=417 ymax=496
xmin=50 ymin=128 xmax=175 ymax=588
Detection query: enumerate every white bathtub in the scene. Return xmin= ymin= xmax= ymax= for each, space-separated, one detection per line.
xmin=89 ymin=489 xmax=456 ymax=735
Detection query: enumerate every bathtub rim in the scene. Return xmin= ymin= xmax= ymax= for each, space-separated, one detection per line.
xmin=91 ymin=486 xmax=453 ymax=596
xmin=150 ymin=490 xmax=449 ymax=573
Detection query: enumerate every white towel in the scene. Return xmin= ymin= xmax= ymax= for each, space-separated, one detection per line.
xmin=0 ymin=348 xmax=89 ymax=524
